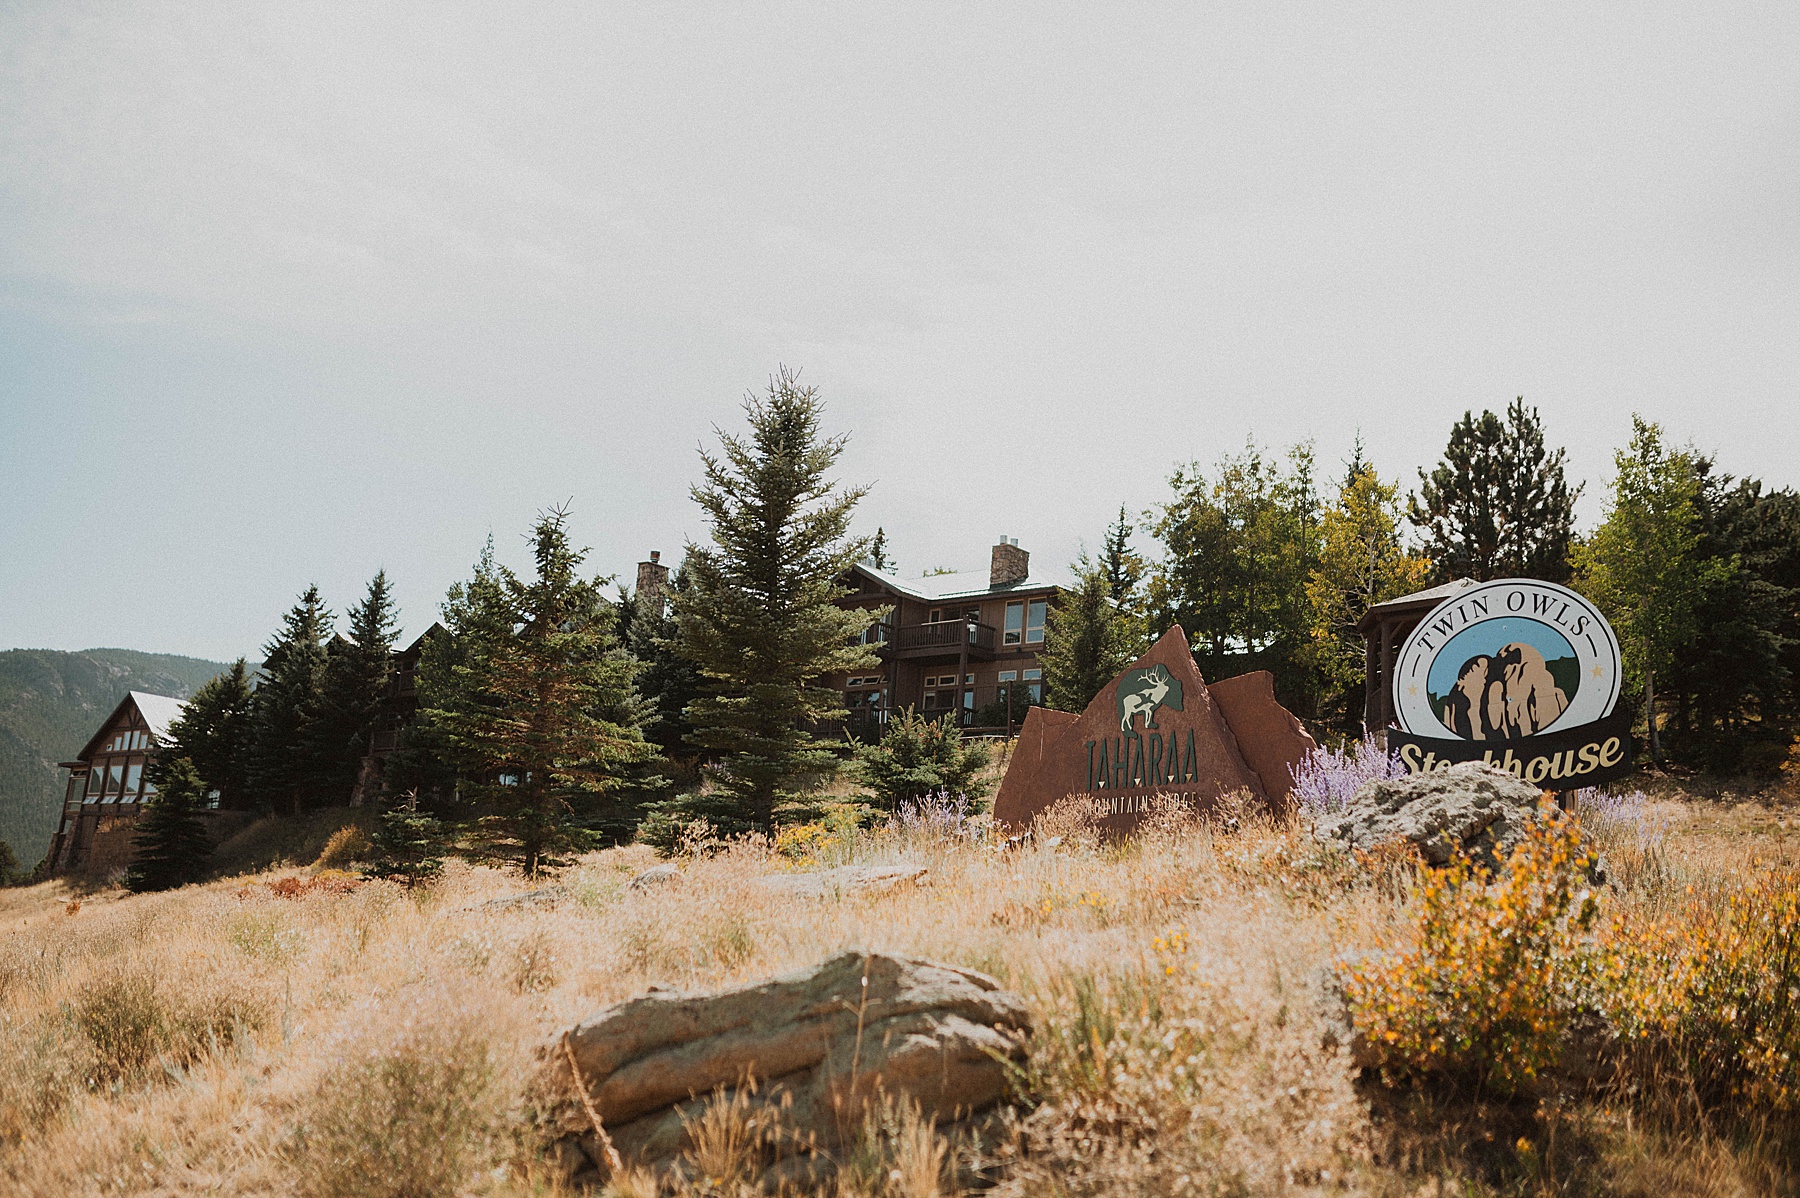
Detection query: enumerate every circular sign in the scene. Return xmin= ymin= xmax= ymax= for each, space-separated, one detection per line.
xmin=1393 ymin=579 xmax=1621 ymax=740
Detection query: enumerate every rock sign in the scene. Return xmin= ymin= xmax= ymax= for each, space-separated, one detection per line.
xmin=992 ymin=626 xmax=1316 ymax=833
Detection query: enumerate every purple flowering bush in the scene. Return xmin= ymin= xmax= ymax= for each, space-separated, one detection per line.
xmin=1289 ymin=734 xmax=1403 ymax=817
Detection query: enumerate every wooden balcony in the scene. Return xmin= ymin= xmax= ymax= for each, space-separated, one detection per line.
xmin=886 ymin=620 xmax=998 ymax=660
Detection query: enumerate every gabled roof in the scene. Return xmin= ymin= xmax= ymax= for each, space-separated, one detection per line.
xmin=1355 ymin=578 xmax=1476 ymax=633
xmin=74 ymin=691 xmax=189 ymax=761
xmin=846 ymin=562 xmax=1061 ymax=603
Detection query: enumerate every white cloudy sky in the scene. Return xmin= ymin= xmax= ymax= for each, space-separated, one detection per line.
xmin=2 ymin=2 xmax=1797 ymax=662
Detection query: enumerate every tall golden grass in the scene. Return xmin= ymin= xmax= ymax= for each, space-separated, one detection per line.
xmin=0 ymin=782 xmax=1792 ymax=1196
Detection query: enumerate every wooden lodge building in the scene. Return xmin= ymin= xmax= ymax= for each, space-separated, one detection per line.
xmin=41 ymin=691 xmax=241 ymax=875
xmin=827 ymin=536 xmax=1062 ymax=734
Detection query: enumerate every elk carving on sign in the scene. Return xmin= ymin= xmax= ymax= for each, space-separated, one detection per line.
xmin=1117 ymin=664 xmax=1183 ymax=733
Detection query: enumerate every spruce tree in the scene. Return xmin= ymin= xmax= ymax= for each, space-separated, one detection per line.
xmin=0 ymin=840 xmax=18 ymax=887
xmin=125 ymin=757 xmax=213 ymax=892
xmin=627 ymin=562 xmax=704 ymax=759
xmin=310 ymin=571 xmax=400 ymax=803
xmin=1041 ymin=559 xmax=1140 ymax=712
xmin=152 ymin=659 xmax=255 ymax=808
xmin=852 ymin=710 xmax=991 ymax=811
xmin=1410 ymin=398 xmax=1580 ymax=583
xmin=674 ymin=368 xmax=882 ymax=833
xmin=365 ymin=790 xmax=446 ymax=887
xmin=250 ymin=586 xmax=333 ymax=813
xmin=426 ymin=509 xmax=658 ymax=872
xmin=869 ymin=527 xmax=893 ymax=572
xmin=1100 ymin=505 xmax=1144 ymax=604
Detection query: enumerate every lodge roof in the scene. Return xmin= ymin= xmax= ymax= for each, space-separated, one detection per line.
xmin=73 ymin=691 xmax=188 ymax=762
xmin=846 ymin=563 xmax=1061 ymax=603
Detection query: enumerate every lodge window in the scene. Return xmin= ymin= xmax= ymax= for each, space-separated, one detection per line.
xmin=1026 ymin=600 xmax=1046 ymax=644
xmin=998 ymin=670 xmax=1017 ymax=683
xmin=86 ymin=768 xmax=104 ymax=800
xmin=123 ymin=760 xmax=143 ymax=801
xmin=928 ymin=608 xmax=942 ymax=623
xmin=1004 ymin=602 xmax=1023 ymax=645
xmin=1024 ymin=668 xmax=1043 ymax=702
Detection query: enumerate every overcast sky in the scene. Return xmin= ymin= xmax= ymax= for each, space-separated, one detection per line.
xmin=3 ymin=2 xmax=1797 ymax=663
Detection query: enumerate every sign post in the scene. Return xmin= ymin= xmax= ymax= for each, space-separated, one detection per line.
xmin=1388 ymin=578 xmax=1632 ymax=792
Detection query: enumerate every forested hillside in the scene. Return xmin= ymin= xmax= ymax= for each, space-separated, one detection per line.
xmin=0 ymin=649 xmax=231 ymax=868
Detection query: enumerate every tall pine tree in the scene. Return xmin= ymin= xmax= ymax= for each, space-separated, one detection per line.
xmin=153 ymin=659 xmax=255 ymax=809
xmin=126 ymin=757 xmax=213 ymax=892
xmin=1410 ymin=398 xmax=1580 ymax=583
xmin=424 ymin=509 xmax=658 ymax=872
xmin=250 ymin=586 xmax=332 ymax=813
xmin=674 ymin=368 xmax=882 ymax=834
xmin=309 ymin=570 xmax=400 ymax=803
xmin=626 ymin=561 xmax=704 ymax=759
xmin=1100 ymin=505 xmax=1145 ymax=605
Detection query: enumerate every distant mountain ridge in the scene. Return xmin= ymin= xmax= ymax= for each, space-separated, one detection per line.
xmin=0 ymin=648 xmax=235 ymax=869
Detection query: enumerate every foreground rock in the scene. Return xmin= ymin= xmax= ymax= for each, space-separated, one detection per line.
xmin=1314 ymin=761 xmax=1548 ymax=871
xmin=543 ymin=950 xmax=1030 ymax=1187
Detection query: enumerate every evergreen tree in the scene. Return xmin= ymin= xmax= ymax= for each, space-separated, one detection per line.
xmin=627 ymin=562 xmax=704 ymax=759
xmin=1145 ymin=439 xmax=1321 ymax=709
xmin=425 ymin=508 xmax=658 ymax=872
xmin=1574 ymin=417 xmax=1732 ymax=766
xmin=125 ymin=757 xmax=213 ymax=893
xmin=675 ymin=368 xmax=883 ymax=833
xmin=1041 ymin=559 xmax=1140 ymax=712
xmin=1410 ymin=398 xmax=1580 ymax=583
xmin=868 ymin=527 xmax=893 ymax=572
xmin=1305 ymin=463 xmax=1432 ymax=730
xmin=250 ymin=586 xmax=333 ymax=813
xmin=152 ymin=659 xmax=255 ymax=808
xmin=852 ymin=710 xmax=992 ymax=812
xmin=365 ymin=790 xmax=447 ymax=887
xmin=0 ymin=840 xmax=18 ymax=887
xmin=309 ymin=570 xmax=400 ymax=803
xmin=1100 ymin=505 xmax=1145 ymax=605
xmin=1659 ymin=465 xmax=1799 ymax=769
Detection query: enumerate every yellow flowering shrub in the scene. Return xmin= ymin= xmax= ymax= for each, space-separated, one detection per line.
xmin=1338 ymin=806 xmax=1599 ymax=1095
xmin=1590 ymin=866 xmax=1800 ymax=1111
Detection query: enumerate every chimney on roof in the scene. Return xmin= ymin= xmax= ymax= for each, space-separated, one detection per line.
xmin=990 ymin=536 xmax=1029 ymax=588
xmin=637 ymin=551 xmax=670 ymax=620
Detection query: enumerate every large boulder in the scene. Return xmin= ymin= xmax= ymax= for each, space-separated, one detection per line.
xmin=1314 ymin=761 xmax=1548 ymax=871
xmin=542 ymin=950 xmax=1030 ymax=1187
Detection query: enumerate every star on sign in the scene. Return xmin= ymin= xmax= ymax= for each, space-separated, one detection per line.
xmin=1591 ymin=664 xmax=1604 ymax=678
xmin=1406 ymin=684 xmax=1420 ymax=697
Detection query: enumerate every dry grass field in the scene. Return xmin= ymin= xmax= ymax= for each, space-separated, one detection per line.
xmin=1 ymin=779 xmax=1796 ymax=1197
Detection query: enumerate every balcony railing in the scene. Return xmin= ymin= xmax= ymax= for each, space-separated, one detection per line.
xmin=892 ymin=620 xmax=997 ymax=654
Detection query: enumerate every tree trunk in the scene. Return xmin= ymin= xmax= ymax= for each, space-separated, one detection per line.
xmin=1646 ymin=667 xmax=1661 ymax=768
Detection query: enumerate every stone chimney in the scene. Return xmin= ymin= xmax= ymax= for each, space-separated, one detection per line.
xmin=990 ymin=535 xmax=1029 ymax=588
xmin=636 ymin=551 xmax=670 ymax=620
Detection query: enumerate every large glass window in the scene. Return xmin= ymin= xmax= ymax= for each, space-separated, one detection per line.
xmin=998 ymin=670 xmax=1017 ymax=683
xmin=1004 ymin=602 xmax=1024 ymax=646
xmin=123 ymin=760 xmax=142 ymax=800
xmin=104 ymin=762 xmax=123 ymax=800
xmin=84 ymin=769 xmax=102 ymax=800
xmin=1026 ymin=600 xmax=1047 ymax=644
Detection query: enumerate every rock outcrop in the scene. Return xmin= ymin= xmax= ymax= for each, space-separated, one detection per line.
xmin=544 ymin=950 xmax=1030 ymax=1187
xmin=1314 ymin=761 xmax=1549 ymax=871
xmin=758 ymin=864 xmax=929 ymax=900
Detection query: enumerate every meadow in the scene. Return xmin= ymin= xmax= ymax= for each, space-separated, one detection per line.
xmin=0 ymin=773 xmax=1796 ymax=1198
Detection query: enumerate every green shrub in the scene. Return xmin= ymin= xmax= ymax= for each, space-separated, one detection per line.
xmin=852 ymin=710 xmax=992 ymax=812
xmin=313 ymin=824 xmax=373 ymax=871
